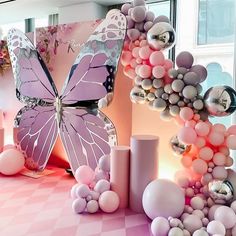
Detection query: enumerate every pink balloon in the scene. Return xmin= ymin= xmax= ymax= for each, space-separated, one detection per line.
xmin=152 ymin=66 xmax=165 ymax=79
xmin=227 ymin=125 xmax=236 ymax=135
xmin=94 ymin=179 xmax=110 ymax=193
xmin=99 ymin=190 xmax=120 ymax=213
xmin=72 ymin=197 xmax=87 ymax=214
xmin=70 ymin=183 xmax=81 ymax=199
xmin=199 ymin=147 xmax=214 ymax=161
xmin=214 ymin=206 xmax=236 ymax=229
xmin=124 ymin=65 xmax=136 ymax=79
xmin=151 ymin=217 xmax=170 ymax=236
xmin=183 ymin=215 xmax=203 ymax=234
xmin=138 ymin=64 xmax=152 ymax=78
xmin=0 ymin=149 xmax=25 ymax=175
xmin=195 ymin=137 xmax=206 ymax=148
xmin=192 ymin=159 xmax=208 ymax=175
xmin=180 ymin=107 xmax=194 ymax=121
xmin=212 ymin=124 xmax=226 ymax=133
xmin=185 ymin=120 xmax=197 ymax=128
xmin=130 ymin=58 xmax=138 ymax=68
xmin=164 ymin=59 xmax=173 ymax=70
xmin=75 ymin=184 xmax=91 ymax=198
xmin=178 ymin=127 xmax=197 ymax=144
xmin=139 ymin=45 xmax=152 ymax=60
xmin=181 ymin=155 xmax=193 ymax=168
xmin=75 ymin=165 xmax=95 ymax=185
xmin=149 ymin=51 xmax=165 ymax=66
xmin=213 ymin=152 xmax=226 ymax=166
xmin=207 ymin=220 xmax=226 ymax=235
xmin=208 ymin=131 xmax=225 ymax=146
xmin=121 ymin=51 xmax=133 ymax=66
xmin=212 ymin=166 xmax=227 ymax=180
xmin=142 ymin=179 xmax=185 ymax=219
xmin=140 ymin=40 xmax=147 ymax=47
xmin=219 ymin=146 xmax=230 ymax=156
xmin=226 ymin=135 xmax=236 ymax=150
xmin=190 ymin=196 xmax=204 ymax=210
xmin=195 ymin=122 xmax=210 ymax=137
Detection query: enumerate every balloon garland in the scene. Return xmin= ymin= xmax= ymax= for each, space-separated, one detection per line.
xmin=71 ymin=1 xmax=236 ymax=235
xmin=120 ymin=0 xmax=236 ymax=235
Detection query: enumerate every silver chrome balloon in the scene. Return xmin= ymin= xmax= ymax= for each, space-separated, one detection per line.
xmin=130 ymin=86 xmax=146 ymax=104
xmin=170 ymin=135 xmax=191 ymax=155
xmin=208 ymin=180 xmax=234 ymax=203
xmin=204 ymin=86 xmax=236 ymax=117
xmin=147 ymin=22 xmax=176 ymax=50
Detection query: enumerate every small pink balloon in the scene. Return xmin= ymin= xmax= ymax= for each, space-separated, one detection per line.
xmin=87 ymin=200 xmax=99 ymax=214
xmin=130 ymin=59 xmax=138 ymax=69
xmin=199 ymin=147 xmax=214 ymax=161
xmin=212 ymin=166 xmax=227 ymax=180
xmin=149 ymin=51 xmax=165 ymax=66
xmin=192 ymin=159 xmax=208 ymax=175
xmin=201 ymin=173 xmax=213 ymax=185
xmin=195 ymin=137 xmax=206 ymax=148
xmin=227 ymin=125 xmax=236 ymax=135
xmin=138 ymin=64 xmax=152 ymax=78
xmin=208 ymin=205 xmax=221 ymax=221
xmin=213 ymin=124 xmax=226 ymax=133
xmin=0 ymin=149 xmax=25 ymax=175
xmin=181 ymin=155 xmax=193 ymax=168
xmin=164 ymin=59 xmax=173 ymax=70
xmin=152 ymin=66 xmax=165 ymax=79
xmin=218 ymin=146 xmax=230 ymax=156
xmin=99 ymin=190 xmax=120 ymax=213
xmin=139 ymin=45 xmax=152 ymax=60
xmin=140 ymin=39 xmax=147 ymax=47
xmin=75 ymin=184 xmax=91 ymax=198
xmin=94 ymin=179 xmax=110 ymax=193
xmin=208 ymin=131 xmax=224 ymax=146
xmin=213 ymin=152 xmax=226 ymax=166
xmin=72 ymin=197 xmax=87 ymax=214
xmin=70 ymin=183 xmax=81 ymax=199
xmin=121 ymin=51 xmax=133 ymax=66
xmin=178 ymin=126 xmax=197 ymax=144
xmin=226 ymin=135 xmax=236 ymax=150
xmin=180 ymin=107 xmax=194 ymax=121
xmin=207 ymin=220 xmax=225 ymax=235
xmin=75 ymin=165 xmax=95 ymax=185
xmin=195 ymin=122 xmax=210 ymax=137
xmin=132 ymin=47 xmax=140 ymax=58
xmin=151 ymin=217 xmax=170 ymax=236
xmin=124 ymin=65 xmax=136 ymax=79
xmin=214 ymin=206 xmax=236 ymax=229
xmin=190 ymin=196 xmax=205 ymax=210
xmin=183 ymin=214 xmax=203 ymax=234
xmin=185 ymin=120 xmax=196 ymax=128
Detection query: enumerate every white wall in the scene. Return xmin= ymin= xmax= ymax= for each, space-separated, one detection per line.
xmin=59 ymin=2 xmax=108 ymax=24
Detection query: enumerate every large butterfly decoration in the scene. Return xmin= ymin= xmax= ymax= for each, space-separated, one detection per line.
xmin=7 ymin=10 xmax=127 ymax=174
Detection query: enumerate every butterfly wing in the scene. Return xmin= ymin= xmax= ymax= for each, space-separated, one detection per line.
xmin=60 ymin=10 xmax=127 ymax=107
xmin=7 ymin=29 xmax=59 ymax=171
xmin=59 ymin=108 xmax=116 ymax=173
xmin=7 ymin=28 xmax=58 ymax=105
xmin=14 ymin=105 xmax=58 ymax=171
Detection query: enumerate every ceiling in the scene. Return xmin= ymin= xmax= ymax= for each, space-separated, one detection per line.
xmin=0 ymin=0 xmax=126 ymax=24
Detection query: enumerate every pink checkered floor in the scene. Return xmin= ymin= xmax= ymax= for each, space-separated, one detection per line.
xmin=0 ymin=167 xmax=151 ymax=236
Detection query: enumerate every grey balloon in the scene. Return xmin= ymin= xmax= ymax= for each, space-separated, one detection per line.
xmin=147 ymin=22 xmax=176 ymax=50
xmin=147 ymin=92 xmax=155 ymax=101
xmin=153 ymin=78 xmax=164 ymax=89
xmin=160 ymin=108 xmax=172 ymax=121
xmin=169 ymin=105 xmax=180 ymax=116
xmin=204 ymin=86 xmax=236 ymax=117
xmin=155 ymin=88 xmax=164 ymax=98
xmin=153 ymin=98 xmax=167 ymax=111
xmin=141 ymin=79 xmax=152 ymax=90
xmin=169 ymin=93 xmax=180 ymax=104
xmin=164 ymin=84 xmax=173 ymax=94
xmin=172 ymin=79 xmax=185 ymax=93
xmin=182 ymin=85 xmax=198 ymax=99
xmin=134 ymin=76 xmax=143 ymax=86
xmin=168 ymin=68 xmax=178 ymax=79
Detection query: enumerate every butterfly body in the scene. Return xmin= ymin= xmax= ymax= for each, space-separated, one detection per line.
xmin=8 ymin=10 xmax=127 ymax=174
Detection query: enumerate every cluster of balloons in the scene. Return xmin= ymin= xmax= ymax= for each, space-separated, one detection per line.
xmin=71 ymin=155 xmax=120 ymax=214
xmin=0 ymin=146 xmax=25 ymax=175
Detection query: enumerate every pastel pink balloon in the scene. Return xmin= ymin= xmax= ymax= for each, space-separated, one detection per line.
xmin=195 ymin=122 xmax=210 ymax=137
xmin=212 ymin=166 xmax=227 ymax=180
xmin=226 ymin=135 xmax=236 ymax=150
xmin=75 ymin=184 xmax=91 ymax=198
xmin=72 ymin=197 xmax=87 ymax=214
xmin=227 ymin=125 xmax=236 ymax=135
xmin=132 ymin=47 xmax=140 ymax=58
xmin=185 ymin=120 xmax=197 ymax=128
xmin=121 ymin=51 xmax=133 ymax=66
xmin=124 ymin=65 xmax=136 ymax=79
xmin=193 ymin=114 xmax=201 ymax=121
xmin=201 ymin=173 xmax=213 ymax=185
xmin=207 ymin=220 xmax=226 ymax=235
xmin=208 ymin=205 xmax=221 ymax=221
xmin=70 ymin=183 xmax=81 ymax=199
xmin=130 ymin=59 xmax=138 ymax=68
xmin=139 ymin=45 xmax=152 ymax=60
xmin=213 ymin=124 xmax=226 ymax=133
xmin=0 ymin=149 xmax=25 ymax=175
xmin=99 ymin=190 xmax=120 ymax=213
xmin=195 ymin=137 xmax=206 ymax=148
xmin=199 ymin=147 xmax=214 ymax=161
xmin=164 ymin=59 xmax=173 ymax=70
xmin=219 ymin=146 xmax=230 ymax=156
xmin=140 ymin=40 xmax=147 ymax=47
xmin=213 ymin=152 xmax=226 ymax=166
xmin=183 ymin=214 xmax=203 ymax=234
xmin=214 ymin=206 xmax=236 ymax=229
xmin=208 ymin=131 xmax=224 ymax=146
xmin=152 ymin=66 xmax=165 ymax=79
xmin=151 ymin=217 xmax=170 ymax=236
xmin=190 ymin=196 xmax=204 ymax=210
xmin=178 ymin=127 xmax=197 ymax=144
xmin=180 ymin=107 xmax=194 ymax=121
xmin=181 ymin=155 xmax=193 ymax=168
xmin=138 ymin=64 xmax=152 ymax=78
xmin=75 ymin=165 xmax=95 ymax=185
xmin=149 ymin=51 xmax=165 ymax=66
xmin=192 ymin=159 xmax=208 ymax=175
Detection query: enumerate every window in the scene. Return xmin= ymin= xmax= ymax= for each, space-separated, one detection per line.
xmin=147 ymin=1 xmax=170 ymax=18
xmin=198 ymin=0 xmax=235 ymax=45
xmin=35 ymin=17 xmax=48 ymax=28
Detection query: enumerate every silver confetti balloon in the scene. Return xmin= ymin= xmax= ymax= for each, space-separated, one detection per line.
xmin=169 ymin=135 xmax=191 ymax=155
xmin=147 ymin=22 xmax=176 ymax=50
xmin=204 ymin=86 xmax=236 ymax=116
xmin=130 ymin=87 xmax=146 ymax=104
xmin=208 ymin=180 xmax=234 ymax=203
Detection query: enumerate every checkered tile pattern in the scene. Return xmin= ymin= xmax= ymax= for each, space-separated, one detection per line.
xmin=0 ymin=167 xmax=151 ymax=236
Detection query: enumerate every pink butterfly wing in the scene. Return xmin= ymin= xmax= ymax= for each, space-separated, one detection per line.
xmin=59 ymin=108 xmax=116 ymax=173
xmin=60 ymin=10 xmax=127 ymax=106
xmin=7 ymin=28 xmax=58 ymax=104
xmin=15 ymin=105 xmax=58 ymax=171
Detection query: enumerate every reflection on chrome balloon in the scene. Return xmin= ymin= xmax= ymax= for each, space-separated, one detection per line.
xmin=130 ymin=87 xmax=146 ymax=104
xmin=170 ymin=135 xmax=191 ymax=155
xmin=204 ymin=86 xmax=236 ymax=117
